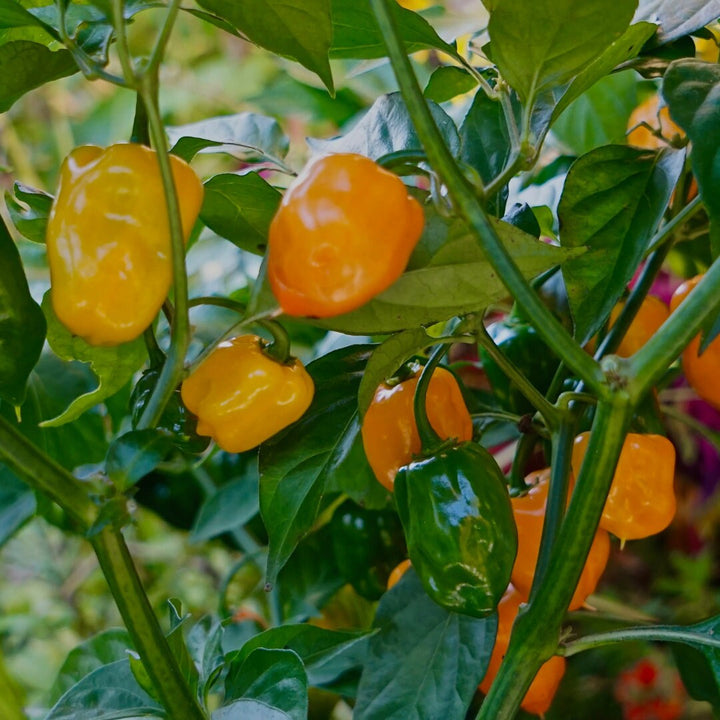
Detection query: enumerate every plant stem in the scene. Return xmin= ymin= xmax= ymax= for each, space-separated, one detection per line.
xmin=477 ymin=397 xmax=632 ymax=719
xmin=146 ymin=0 xmax=182 ymax=75
xmin=0 ymin=416 xmax=97 ymax=529
xmin=644 ymin=194 xmax=703 ymax=256
xmin=91 ymin=527 xmax=207 ymax=720
xmin=111 ymin=0 xmax=136 ymax=84
xmin=563 ymin=624 xmax=720 ymax=657
xmin=188 ymin=296 xmax=247 ymax=314
xmin=413 ymin=344 xmax=447 ymax=451
xmin=0 ymin=651 xmax=25 ymax=720
xmin=136 ymin=76 xmax=191 ymax=429
xmin=369 ymin=0 xmax=607 ymax=400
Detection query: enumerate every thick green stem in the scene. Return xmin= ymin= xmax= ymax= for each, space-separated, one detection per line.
xmin=508 ymin=433 xmax=535 ymax=492
xmin=369 ymin=0 xmax=606 ymax=399
xmin=146 ymin=0 xmax=182 ymax=74
xmin=111 ymin=0 xmax=136 ymax=84
xmin=630 ymin=260 xmax=720 ymax=401
xmin=258 ymin=319 xmax=292 ymax=364
xmin=0 ymin=416 xmax=97 ymax=529
xmin=136 ymin=77 xmax=192 ymax=429
xmin=0 ymin=652 xmax=26 ymax=720
xmin=91 ymin=528 xmax=207 ymax=720
xmin=478 ymin=397 xmax=632 ymax=719
xmin=413 ymin=344 xmax=448 ymax=451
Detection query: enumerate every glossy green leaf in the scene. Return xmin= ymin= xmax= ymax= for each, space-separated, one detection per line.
xmin=225 ymin=648 xmax=307 ymax=719
xmin=330 ymin=0 xmax=454 ymax=59
xmin=354 ymin=568 xmax=497 ymax=720
xmin=213 ymin=700 xmax=291 ymax=720
xmin=105 ymin=430 xmax=174 ymax=491
xmin=40 ymin=291 xmax=146 ymax=427
xmin=200 ymin=173 xmax=282 ymax=255
xmin=663 ymin=60 xmax=720 ymax=255
xmin=558 ymin=145 xmax=684 ymax=343
xmin=187 ymin=616 xmax=225 ymax=699
xmin=259 ymin=345 xmax=373 ymax=583
xmin=308 ymin=92 xmax=460 ymax=159
xmin=4 ymin=182 xmax=52 ymax=243
xmin=634 ymin=0 xmax=720 ymax=46
xmin=164 ymin=600 xmax=200 ymax=700
xmin=673 ymin=644 xmax=720 ymax=711
xmin=194 ymin=0 xmax=333 ymax=93
xmin=0 ymin=217 xmax=46 ymax=406
xmin=167 ymin=112 xmax=289 ymax=163
xmin=424 ymin=66 xmax=477 ymax=104
xmin=0 ymin=0 xmax=45 ymax=29
xmin=488 ymin=0 xmax=637 ymax=102
xmin=46 ymin=660 xmax=163 ymax=719
xmin=0 ymin=467 xmax=35 ymax=549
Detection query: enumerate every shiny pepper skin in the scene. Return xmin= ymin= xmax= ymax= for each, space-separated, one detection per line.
xmin=361 ymin=367 xmax=473 ymax=491
xmin=394 ymin=442 xmax=518 ymax=618
xmin=267 ymin=153 xmax=424 ymax=318
xmin=609 ymin=295 xmax=670 ymax=358
xmin=572 ymin=432 xmax=676 ymax=542
xmin=511 ymin=469 xmax=610 ymax=610
xmin=479 ymin=585 xmax=566 ymax=716
xmin=670 ymin=275 xmax=720 ymax=409
xmin=180 ymin=335 xmax=314 ymax=453
xmin=46 ymin=144 xmax=203 ymax=346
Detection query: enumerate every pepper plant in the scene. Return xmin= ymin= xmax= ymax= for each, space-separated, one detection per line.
xmin=1 ymin=0 xmax=720 ymax=718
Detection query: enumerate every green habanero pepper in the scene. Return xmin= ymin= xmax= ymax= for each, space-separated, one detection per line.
xmin=0 ymin=216 xmax=46 ymax=407
xmin=479 ymin=317 xmax=558 ymax=416
xmin=130 ymin=368 xmax=210 ymax=454
xmin=330 ymin=499 xmax=407 ymax=600
xmin=394 ymin=441 xmax=517 ymax=617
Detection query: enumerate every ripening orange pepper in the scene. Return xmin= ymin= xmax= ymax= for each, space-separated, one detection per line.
xmin=267 ymin=153 xmax=424 ymax=318
xmin=180 ymin=335 xmax=314 ymax=453
xmin=511 ymin=468 xmax=610 ymax=611
xmin=479 ymin=585 xmax=566 ymax=716
xmin=387 ymin=559 xmax=412 ymax=590
xmin=46 ymin=143 xmax=203 ymax=346
xmin=670 ymin=275 xmax=720 ymax=409
xmin=608 ymin=295 xmax=669 ymax=358
xmin=627 ymin=94 xmax=684 ymax=149
xmin=571 ymin=432 xmax=676 ymax=542
xmin=361 ymin=367 xmax=473 ymax=491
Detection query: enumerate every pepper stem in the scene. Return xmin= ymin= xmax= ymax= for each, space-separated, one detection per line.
xmin=258 ymin=319 xmax=292 ymax=365
xmin=413 ymin=344 xmax=448 ymax=453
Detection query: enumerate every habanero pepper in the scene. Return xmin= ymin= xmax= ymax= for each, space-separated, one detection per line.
xmin=180 ymin=335 xmax=314 ymax=453
xmin=361 ymin=367 xmax=473 ymax=491
xmin=607 ymin=295 xmax=669 ymax=358
xmin=571 ymin=432 xmax=676 ymax=542
xmin=0 ymin=216 xmax=45 ymax=406
xmin=267 ymin=153 xmax=424 ymax=318
xmin=46 ymin=143 xmax=203 ymax=346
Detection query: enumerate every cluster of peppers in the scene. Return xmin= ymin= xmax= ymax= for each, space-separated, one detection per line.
xmin=39 ymin=140 xmax=711 ymax=716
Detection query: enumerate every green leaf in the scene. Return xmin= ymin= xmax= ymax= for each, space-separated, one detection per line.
xmin=194 ymin=0 xmax=333 ymax=93
xmin=0 ymin=467 xmax=35 ymax=549
xmin=225 ymin=648 xmax=307 ymax=719
xmin=0 ymin=40 xmax=76 ymax=112
xmin=0 ymin=0 xmax=45 ymax=30
xmin=0 ymin=216 xmax=46 ymax=405
xmin=213 ymin=700 xmax=291 ymax=720
xmin=424 ymin=66 xmax=477 ymax=104
xmin=673 ymin=644 xmax=720 ymax=711
xmin=189 ymin=475 xmax=260 ymax=544
xmin=105 ymin=430 xmax=174 ymax=491
xmin=663 ymin=60 xmax=720 ymax=255
xmin=308 ymin=92 xmax=460 ymax=159
xmin=167 ymin=112 xmax=289 ymax=163
xmin=164 ymin=600 xmax=200 ymax=700
xmin=39 ymin=291 xmax=146 ymax=427
xmin=330 ymin=0 xmax=454 ymax=59
xmin=4 ymin=182 xmax=52 ymax=243
xmin=487 ymin=0 xmax=637 ymax=102
xmin=230 ymin=624 xmax=369 ymax=688
xmin=46 ymin=660 xmax=163 ymax=719
xmin=354 ymin=568 xmax=496 ymax=720
xmin=634 ymin=0 xmax=720 ymax=46
xmin=259 ymin=345 xmax=373 ymax=584
xmin=200 ymin=173 xmax=282 ymax=255
xmin=314 ymin=216 xmax=584 ymax=335
xmin=187 ymin=616 xmax=225 ymax=699
xmin=49 ymin=629 xmax=134 ymax=703
xmin=357 ymin=327 xmax=435 ymax=418
xmin=558 ymin=145 xmax=684 ymax=343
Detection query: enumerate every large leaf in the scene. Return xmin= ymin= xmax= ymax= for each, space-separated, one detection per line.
xmin=558 ymin=145 xmax=684 ymax=343
xmin=225 ymin=648 xmax=307 ymax=720
xmin=193 ymin=0 xmax=333 ymax=93
xmin=46 ymin=660 xmax=163 ymax=719
xmin=308 ymin=92 xmax=460 ymax=159
xmin=354 ymin=568 xmax=496 ymax=720
xmin=330 ymin=0 xmax=454 ymax=59
xmin=487 ymin=0 xmax=637 ymax=103
xmin=634 ymin=0 xmax=720 ymax=46
xmin=663 ymin=60 xmax=720 ymax=255
xmin=213 ymin=700 xmax=291 ymax=720
xmin=200 ymin=173 xmax=282 ymax=255
xmin=259 ymin=345 xmax=374 ymax=584
xmin=40 ymin=292 xmax=146 ymax=427
xmin=314 ymin=216 xmax=584 ymax=335
xmin=0 ymin=467 xmax=35 ymax=548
